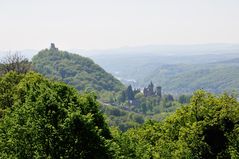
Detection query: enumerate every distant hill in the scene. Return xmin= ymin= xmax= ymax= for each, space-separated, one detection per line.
xmin=85 ymin=45 xmax=239 ymax=94
xmin=146 ymin=63 xmax=239 ymax=94
xmin=32 ymin=44 xmax=125 ymax=93
xmin=216 ymin=58 xmax=239 ymax=64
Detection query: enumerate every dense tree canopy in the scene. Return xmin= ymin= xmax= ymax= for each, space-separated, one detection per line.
xmin=112 ymin=90 xmax=239 ymax=158
xmin=0 ymin=72 xmax=239 ymax=158
xmin=0 ymin=72 xmax=113 ymax=158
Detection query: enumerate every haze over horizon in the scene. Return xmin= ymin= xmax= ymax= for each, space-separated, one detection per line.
xmin=1 ymin=0 xmax=239 ymax=50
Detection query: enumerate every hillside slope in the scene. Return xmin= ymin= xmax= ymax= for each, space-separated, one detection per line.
xmin=32 ymin=44 xmax=124 ymax=93
xmin=147 ymin=63 xmax=239 ymax=94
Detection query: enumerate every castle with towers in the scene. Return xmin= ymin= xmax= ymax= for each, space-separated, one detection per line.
xmin=143 ymin=82 xmax=162 ymax=98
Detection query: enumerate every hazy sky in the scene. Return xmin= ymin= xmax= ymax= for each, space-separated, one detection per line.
xmin=1 ymin=0 xmax=239 ymax=50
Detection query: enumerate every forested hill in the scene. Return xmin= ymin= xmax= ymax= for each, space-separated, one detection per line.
xmin=32 ymin=44 xmax=124 ymax=92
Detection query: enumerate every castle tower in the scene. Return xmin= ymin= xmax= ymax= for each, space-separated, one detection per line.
xmin=50 ymin=43 xmax=58 ymax=51
xmin=156 ymin=86 xmax=162 ymax=98
xmin=148 ymin=81 xmax=154 ymax=96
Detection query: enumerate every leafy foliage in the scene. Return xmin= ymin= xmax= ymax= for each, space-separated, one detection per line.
xmin=1 ymin=53 xmax=239 ymax=158
xmin=0 ymin=72 xmax=113 ymax=158
xmin=0 ymin=71 xmax=24 ymax=110
xmin=113 ymin=90 xmax=239 ymax=158
xmin=100 ymin=104 xmax=145 ymax=132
